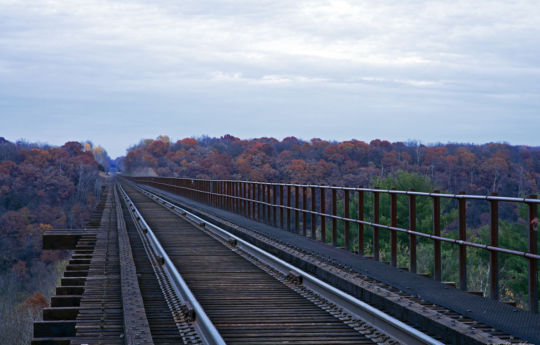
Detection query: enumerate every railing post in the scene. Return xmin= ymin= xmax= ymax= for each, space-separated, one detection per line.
xmin=528 ymin=195 xmax=538 ymax=313
xmin=207 ymin=180 xmax=210 ymax=204
xmin=490 ymin=193 xmax=499 ymax=300
xmin=267 ymin=184 xmax=271 ymax=224
xmin=373 ymin=187 xmax=380 ymax=261
xmin=257 ymin=183 xmax=264 ymax=223
xmin=302 ymin=187 xmax=307 ymax=237
xmin=216 ymin=181 xmax=220 ymax=207
xmin=390 ymin=188 xmax=397 ymax=267
xmin=433 ymin=190 xmax=441 ymax=281
xmin=229 ymin=181 xmax=233 ymax=211
xmin=252 ymin=183 xmax=256 ymax=219
xmin=234 ymin=181 xmax=238 ymax=213
xmin=209 ymin=181 xmax=213 ymax=206
xmin=204 ymin=181 xmax=206 ymax=203
xmin=311 ymin=186 xmax=316 ymax=239
xmin=236 ymin=181 xmax=240 ymax=213
xmin=217 ymin=181 xmax=221 ymax=208
xmin=234 ymin=181 xmax=238 ymax=214
xmin=344 ymin=188 xmax=350 ymax=251
xmin=280 ymin=185 xmax=284 ymax=229
xmin=232 ymin=181 xmax=236 ymax=213
xmin=358 ymin=187 xmax=364 ymax=256
xmin=273 ymin=184 xmax=278 ymax=227
xmin=262 ymin=184 xmax=267 ymax=223
xmin=261 ymin=183 xmax=264 ymax=222
xmin=287 ymin=185 xmax=291 ymax=231
xmin=214 ymin=181 xmax=217 ymax=206
xmin=332 ymin=187 xmax=337 ymax=247
xmin=458 ymin=192 xmax=467 ymax=291
xmin=202 ymin=180 xmax=205 ymax=203
xmin=221 ymin=181 xmax=229 ymax=210
xmin=321 ymin=187 xmax=326 ymax=242
xmin=260 ymin=184 xmax=264 ymax=222
xmin=245 ymin=182 xmax=249 ymax=217
xmin=252 ymin=182 xmax=256 ymax=219
xmin=242 ymin=182 xmax=247 ymax=217
xmin=221 ymin=181 xmax=224 ymax=209
xmin=409 ymin=191 xmax=417 ymax=273
xmin=248 ymin=182 xmax=252 ymax=217
xmin=295 ymin=185 xmax=300 ymax=233
xmin=253 ymin=183 xmax=258 ymax=220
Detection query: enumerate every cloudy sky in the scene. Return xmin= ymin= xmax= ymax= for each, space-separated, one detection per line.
xmin=1 ymin=0 xmax=539 ymax=157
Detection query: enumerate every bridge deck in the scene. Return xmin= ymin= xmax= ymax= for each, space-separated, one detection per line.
xmin=140 ymin=183 xmax=540 ymax=345
xmin=32 ymin=179 xmax=539 ymax=345
xmin=122 ymin=183 xmax=376 ymax=345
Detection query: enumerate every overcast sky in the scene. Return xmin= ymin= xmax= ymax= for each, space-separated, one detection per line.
xmin=1 ymin=0 xmax=539 ymax=158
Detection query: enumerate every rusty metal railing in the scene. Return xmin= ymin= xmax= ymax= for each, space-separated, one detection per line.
xmin=125 ymin=176 xmax=539 ymax=313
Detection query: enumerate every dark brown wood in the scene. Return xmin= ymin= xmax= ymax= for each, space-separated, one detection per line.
xmin=42 ymin=230 xmax=96 ymax=250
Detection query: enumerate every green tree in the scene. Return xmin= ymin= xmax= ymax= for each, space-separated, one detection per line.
xmin=335 ymin=171 xmax=456 ymax=274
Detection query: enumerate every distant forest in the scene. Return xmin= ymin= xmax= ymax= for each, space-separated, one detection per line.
xmin=122 ymin=135 xmax=540 ymax=196
xmin=0 ymin=137 xmax=104 ymax=344
xmin=122 ymin=135 xmax=540 ymax=307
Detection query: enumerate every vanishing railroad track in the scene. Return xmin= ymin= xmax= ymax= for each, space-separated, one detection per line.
xmin=118 ymin=181 xmax=441 ymax=345
xmin=33 ymin=178 xmax=538 ymax=344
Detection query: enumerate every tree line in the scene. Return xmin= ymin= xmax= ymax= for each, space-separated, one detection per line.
xmin=123 ymin=134 xmax=539 ymax=197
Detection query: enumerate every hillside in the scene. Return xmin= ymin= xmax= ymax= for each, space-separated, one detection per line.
xmin=0 ymin=138 xmax=104 ymax=343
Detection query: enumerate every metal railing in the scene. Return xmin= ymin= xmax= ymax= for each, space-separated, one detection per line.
xmin=126 ymin=176 xmax=539 ymax=313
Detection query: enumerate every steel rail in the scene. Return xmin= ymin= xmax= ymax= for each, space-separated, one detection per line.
xmin=118 ymin=183 xmax=226 ymax=345
xmin=132 ymin=182 xmax=445 ymax=345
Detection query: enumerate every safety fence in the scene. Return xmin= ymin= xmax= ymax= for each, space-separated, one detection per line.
xmin=125 ymin=176 xmax=539 ymax=313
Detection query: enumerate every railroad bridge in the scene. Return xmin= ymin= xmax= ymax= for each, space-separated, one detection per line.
xmin=32 ymin=177 xmax=540 ymax=344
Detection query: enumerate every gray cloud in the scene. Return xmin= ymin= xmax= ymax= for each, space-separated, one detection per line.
xmin=1 ymin=0 xmax=539 ymax=157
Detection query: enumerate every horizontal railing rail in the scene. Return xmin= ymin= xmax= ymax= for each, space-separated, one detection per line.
xmin=125 ymin=175 xmax=539 ymax=313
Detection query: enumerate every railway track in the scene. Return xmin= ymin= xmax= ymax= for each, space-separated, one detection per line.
xmin=131 ymin=180 xmax=538 ymax=345
xmin=118 ymin=180 xmax=444 ymax=345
